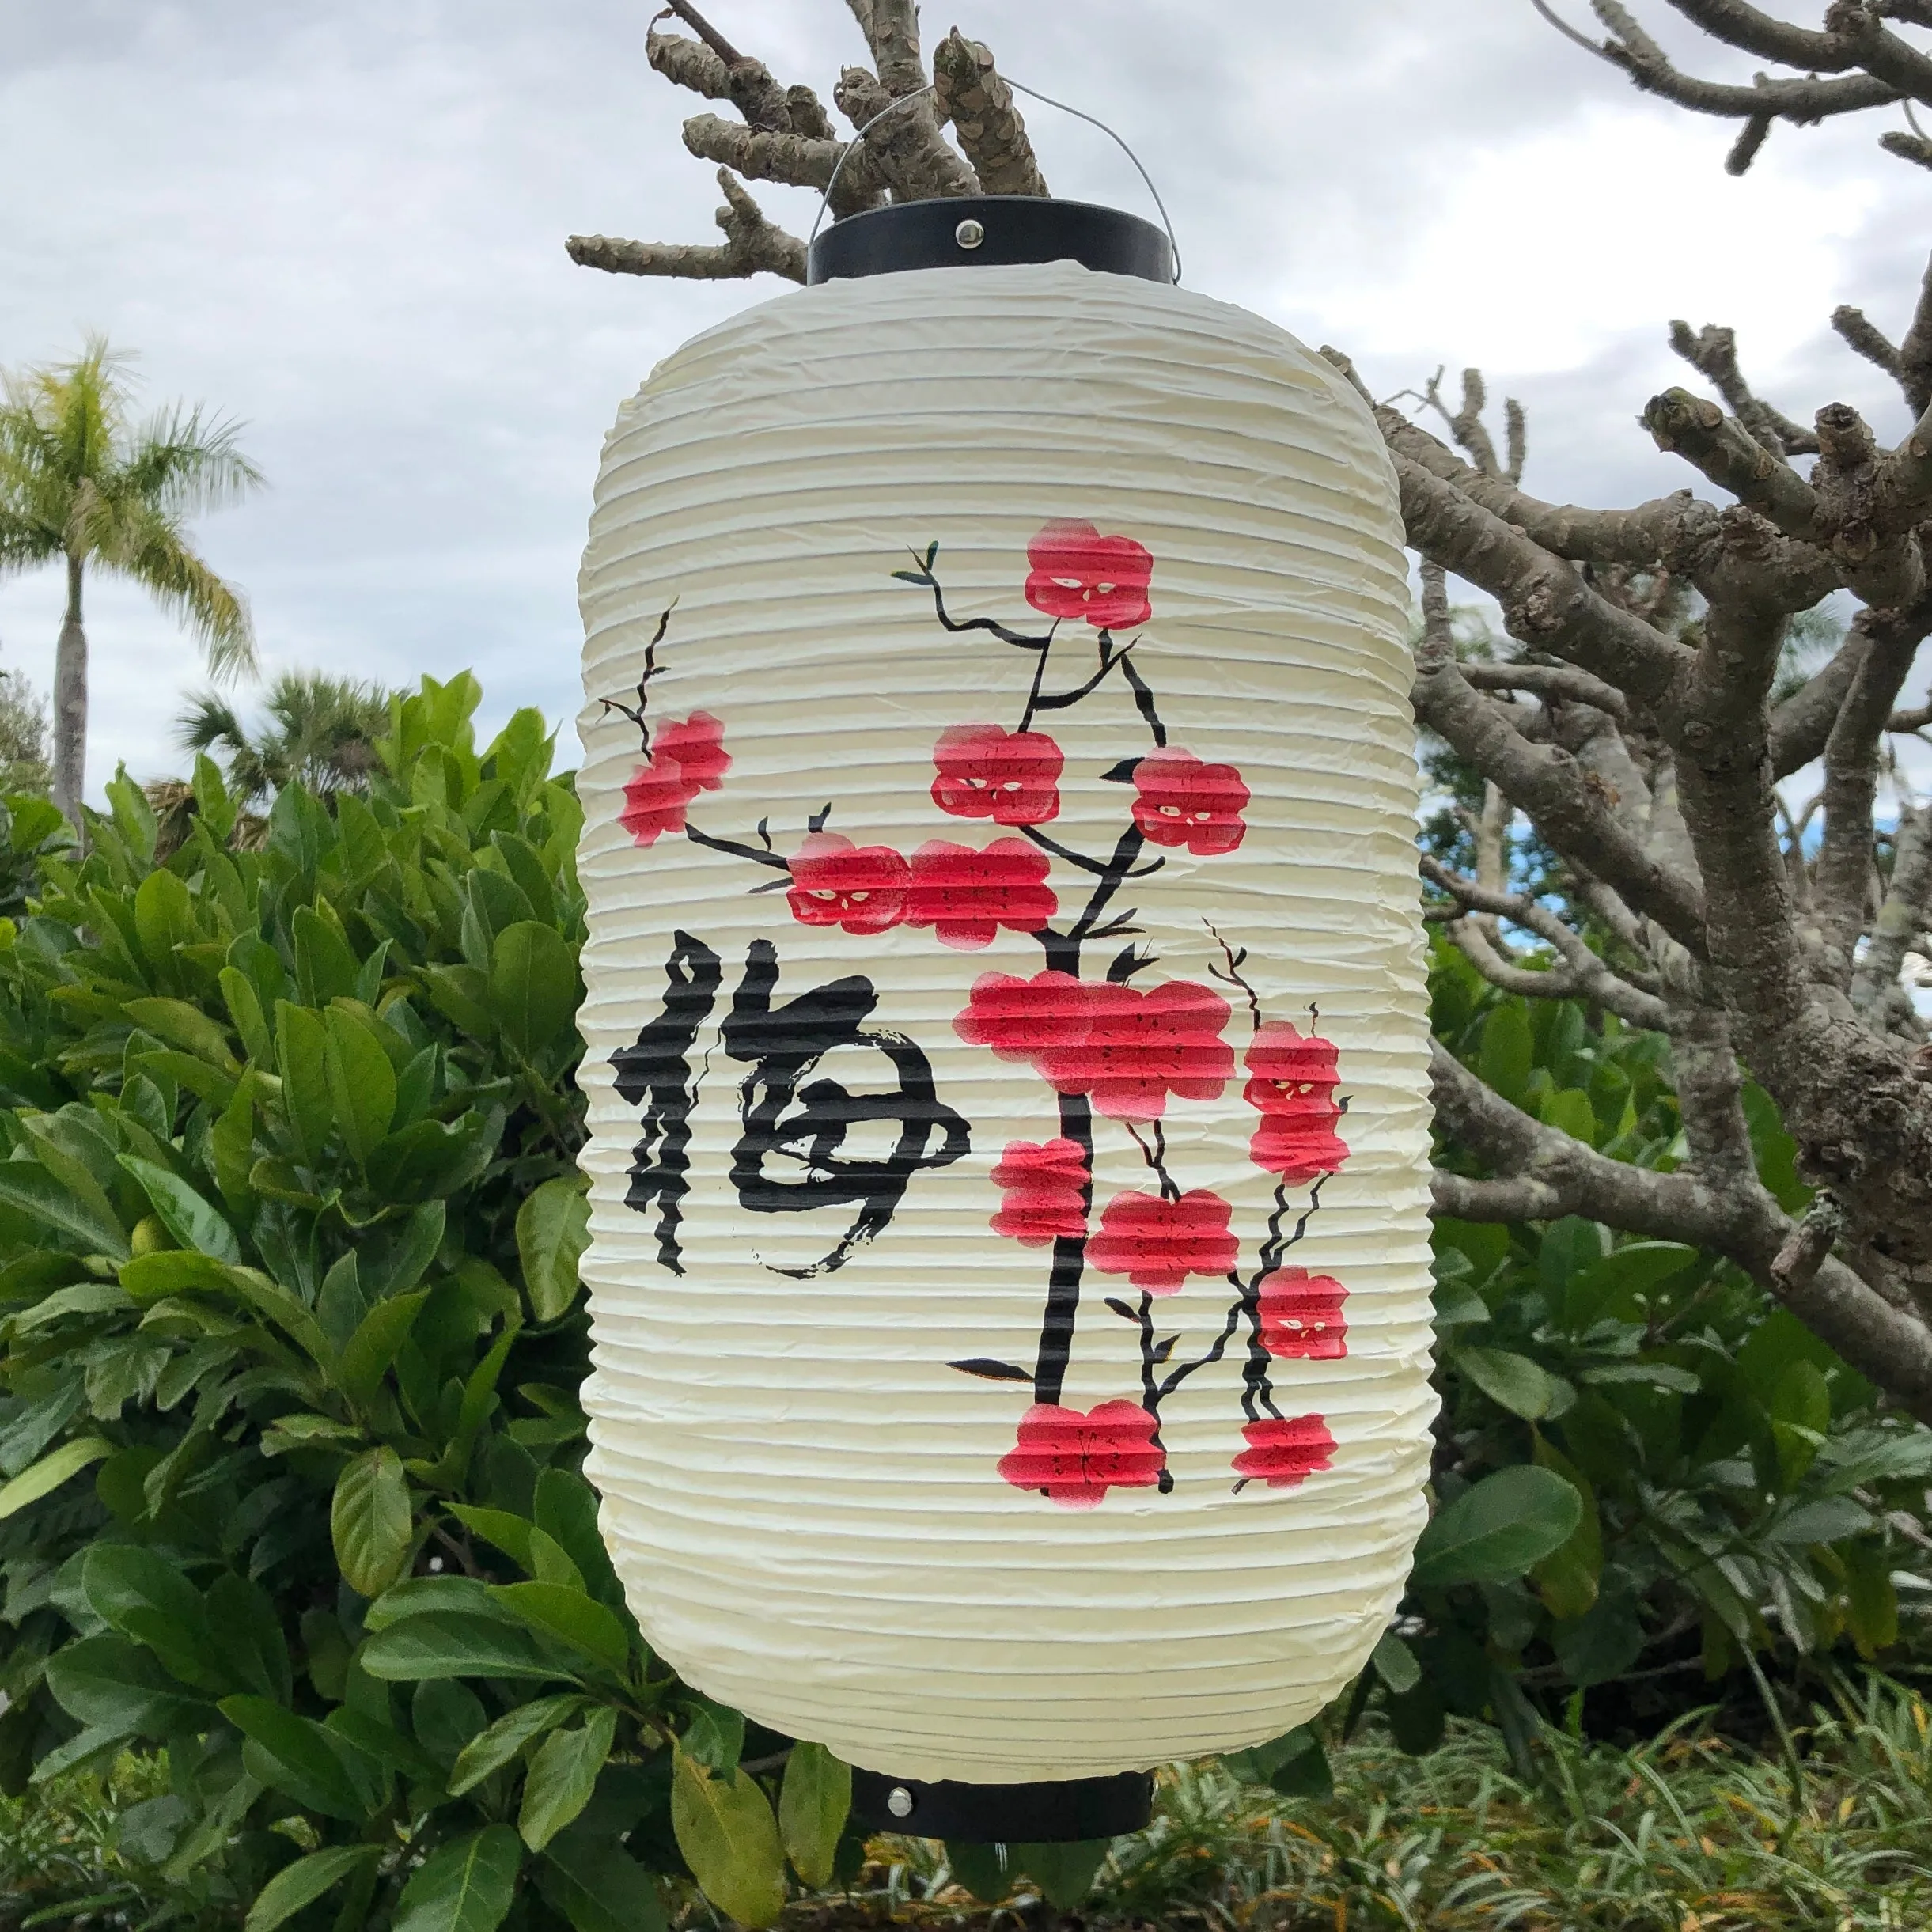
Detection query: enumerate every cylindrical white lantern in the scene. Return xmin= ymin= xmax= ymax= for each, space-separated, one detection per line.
xmin=576 ymin=210 xmax=1435 ymax=1801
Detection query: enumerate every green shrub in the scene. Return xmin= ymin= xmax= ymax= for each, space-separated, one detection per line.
xmin=0 ymin=672 xmax=1922 ymax=1929
xmin=0 ymin=678 xmax=840 ymax=1930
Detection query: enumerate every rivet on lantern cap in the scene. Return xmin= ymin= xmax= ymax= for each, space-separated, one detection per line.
xmin=955 ymin=218 xmax=986 ymax=251
xmin=887 ymin=1786 xmax=915 ymax=1820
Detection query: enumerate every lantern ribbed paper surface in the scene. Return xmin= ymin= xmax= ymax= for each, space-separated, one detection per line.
xmin=576 ymin=260 xmax=1436 ymax=1783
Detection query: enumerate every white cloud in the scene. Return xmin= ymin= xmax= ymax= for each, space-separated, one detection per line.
xmin=1 ymin=0 xmax=1927 ymax=795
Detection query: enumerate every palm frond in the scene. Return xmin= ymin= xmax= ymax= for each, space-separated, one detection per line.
xmin=173 ymin=688 xmax=248 ymax=756
xmin=95 ymin=502 xmax=256 ymax=683
xmin=118 ymin=404 xmax=265 ymax=517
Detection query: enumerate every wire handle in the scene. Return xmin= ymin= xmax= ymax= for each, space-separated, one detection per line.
xmin=807 ymin=74 xmax=1184 ymax=283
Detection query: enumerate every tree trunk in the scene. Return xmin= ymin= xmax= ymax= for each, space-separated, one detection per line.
xmin=53 ymin=551 xmax=87 ymax=830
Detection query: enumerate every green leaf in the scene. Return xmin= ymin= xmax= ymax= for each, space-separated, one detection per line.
xmin=0 ymin=1435 xmax=112 ymax=1519
xmin=520 ymin=1707 xmax=617 ymax=1851
xmin=1553 ymin=1590 xmax=1647 ymax=1688
xmin=449 ymin=1505 xmax=535 ymax=1574
xmin=945 ymin=1842 xmax=1011 ymax=1905
xmin=370 ymin=1111 xmax=498 ymax=1203
xmin=392 ymin=1824 xmax=523 ymax=1932
xmin=672 ymin=1752 xmax=787 ymax=1930
xmin=44 ymin=1632 xmax=203 ymax=1734
xmin=358 ymin=1612 xmax=561 ymax=1683
xmin=332 ymin=1446 xmax=413 ymax=1597
xmin=1765 ymin=1496 xmax=1871 ymax=1545
xmin=489 ymin=922 xmax=578 ymax=1060
xmin=123 ymin=997 xmax=239 ymax=1073
xmin=294 ymin=904 xmax=362 ymax=1009
xmin=119 ymin=1249 xmax=233 ymax=1303
xmin=1478 ymin=1003 xmax=1532 ymax=1108
xmin=1845 ymin=1539 xmax=1899 ymax=1658
xmin=219 ymin=967 xmax=273 ymax=1067
xmin=1530 ymin=1435 xmax=1602 ymax=1621
xmin=1540 ymin=1085 xmax=1597 ymax=1145
xmin=81 ymin=1544 xmax=222 ymax=1688
xmin=492 ymin=1582 xmax=629 ymax=1673
xmin=517 ymin=1177 xmax=589 ymax=1324
xmin=536 ymin=1839 xmax=669 ymax=1932
xmin=778 ymin=1741 xmax=850 ymax=1888
xmin=1563 ymin=1241 xmax=1698 ymax=1330
xmin=244 ymin=1845 xmax=381 ymax=1932
xmin=275 ymin=1002 xmax=332 ymax=1169
xmin=220 ymin=1695 xmax=370 ymax=1822
xmin=1369 ymin=1631 xmax=1422 ymax=1695
xmin=1454 ymin=1345 xmax=1560 ymax=1421
xmin=1014 ymin=1840 xmax=1111 ymax=1909
xmin=324 ymin=1005 xmax=399 ymax=1169
xmin=116 ymin=1156 xmax=241 ymax=1263
xmin=449 ymin=1693 xmax=588 ymax=1796
xmin=0 ymin=1163 xmax=131 ymax=1259
xmin=1410 ymin=1466 xmax=1584 ymax=1590
xmin=337 ymin=1291 xmax=430 ymax=1409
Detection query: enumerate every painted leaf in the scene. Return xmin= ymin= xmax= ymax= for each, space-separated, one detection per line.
xmin=391 ymin=1824 xmax=523 ymax=1932
xmin=517 ymin=1176 xmax=590 ymax=1323
xmin=671 ymin=1751 xmax=787 ymax=1930
xmin=1410 ymin=1466 xmax=1583 ymax=1590
xmin=778 ymin=1740 xmax=851 ymax=1888
xmin=518 ymin=1706 xmax=617 ymax=1850
xmin=332 ymin=1445 xmax=413 ymax=1597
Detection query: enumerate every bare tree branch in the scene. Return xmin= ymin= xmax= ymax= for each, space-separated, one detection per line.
xmin=835 ymin=64 xmax=979 ymax=199
xmin=1669 ymin=319 xmax=1819 ymax=456
xmin=1413 ymin=562 xmax=1710 ymax=952
xmin=1422 ymin=855 xmax=1674 ymax=1028
xmin=933 ymin=30 xmax=1048 ymax=195
xmin=1833 ymin=301 xmax=1906 ymax=384
xmin=566 ymin=168 xmax=805 ymax=285
xmin=680 ymin=112 xmax=884 ymax=214
xmin=1852 ymin=802 xmax=1932 ymax=1018
xmin=1461 ymin=661 xmax=1633 ymax=719
xmin=1815 ymin=611 xmax=1932 ymax=976
xmin=658 ymin=0 xmax=793 ymax=129
xmin=1429 ymin=1040 xmax=1932 ymax=1424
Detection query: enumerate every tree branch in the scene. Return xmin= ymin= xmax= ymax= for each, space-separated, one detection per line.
xmin=1392 ymin=443 xmax=1695 ymax=704
xmin=933 ymin=30 xmax=1048 ymax=195
xmin=680 ymin=112 xmax=883 ymax=214
xmin=1429 ymin=1040 xmax=1932 ymax=1424
xmin=834 ymin=64 xmax=979 ymax=199
xmin=1461 ymin=660 xmax=1632 ymax=720
xmin=1669 ymin=319 xmax=1819 ymax=456
xmin=566 ymin=168 xmax=805 ymax=285
xmin=1814 ymin=609 xmax=1931 ymax=976
xmin=1414 ymin=565 xmax=1710 ymax=952
xmin=1422 ymin=855 xmax=1673 ymax=1028
xmin=1852 ymin=802 xmax=1932 ymax=1019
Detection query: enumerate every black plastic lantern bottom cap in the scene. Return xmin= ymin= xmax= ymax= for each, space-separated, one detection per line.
xmin=850 ymin=1767 xmax=1154 ymax=1844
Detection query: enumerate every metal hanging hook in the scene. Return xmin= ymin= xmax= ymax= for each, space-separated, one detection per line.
xmin=807 ymin=75 xmax=1184 ymax=284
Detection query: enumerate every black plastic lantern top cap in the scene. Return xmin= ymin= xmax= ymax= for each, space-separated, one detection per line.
xmin=806 ymin=196 xmax=1172 ymax=286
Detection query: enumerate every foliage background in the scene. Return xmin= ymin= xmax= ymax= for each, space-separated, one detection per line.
xmin=0 ymin=676 xmax=1922 ymax=1929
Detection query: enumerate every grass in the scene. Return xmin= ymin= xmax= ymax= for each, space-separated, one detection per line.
xmin=844 ymin=1672 xmax=1932 ymax=1932
xmin=6 ymin=1675 xmax=1928 ymax=1930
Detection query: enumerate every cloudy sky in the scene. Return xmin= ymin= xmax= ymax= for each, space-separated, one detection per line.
xmin=3 ymin=0 xmax=1929 ymax=801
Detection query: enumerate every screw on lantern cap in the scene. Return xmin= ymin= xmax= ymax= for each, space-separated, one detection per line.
xmin=806 ymin=74 xmax=1181 ymax=287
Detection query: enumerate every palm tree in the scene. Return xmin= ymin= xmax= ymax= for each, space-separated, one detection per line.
xmin=0 ymin=336 xmax=263 ymax=825
xmin=177 ymin=669 xmax=397 ymax=806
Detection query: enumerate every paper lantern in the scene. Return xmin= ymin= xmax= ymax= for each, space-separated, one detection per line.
xmin=575 ymin=199 xmax=1435 ymax=1833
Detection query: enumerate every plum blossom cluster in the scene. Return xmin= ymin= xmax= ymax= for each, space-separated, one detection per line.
xmin=609 ymin=521 xmax=1355 ymax=1509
